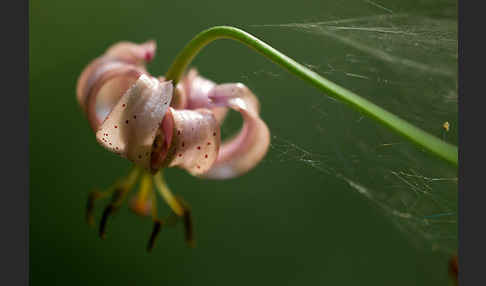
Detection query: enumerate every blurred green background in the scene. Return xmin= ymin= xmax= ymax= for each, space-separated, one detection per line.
xmin=30 ymin=0 xmax=457 ymax=285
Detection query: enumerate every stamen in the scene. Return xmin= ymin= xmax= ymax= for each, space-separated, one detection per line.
xmin=153 ymin=172 xmax=184 ymax=216
xmin=86 ymin=189 xmax=113 ymax=226
xmin=129 ymin=173 xmax=153 ymax=217
xmin=87 ymin=166 xmax=198 ymax=250
xmin=154 ymin=172 xmax=195 ymax=247
xmin=145 ymin=178 xmax=165 ymax=252
xmin=183 ymin=209 xmax=195 ymax=248
xmin=150 ymin=182 xmax=158 ymax=221
xmin=95 ymin=166 xmax=142 ymax=239
xmin=98 ymin=188 xmax=124 ymax=239
xmin=86 ymin=191 xmax=99 ymax=225
xmin=99 ymin=204 xmax=116 ymax=239
xmin=147 ymin=220 xmax=163 ymax=252
xmin=176 ymin=196 xmax=195 ymax=248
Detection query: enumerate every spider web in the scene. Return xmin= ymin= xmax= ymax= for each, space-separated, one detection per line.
xmin=268 ymin=136 xmax=457 ymax=254
xmin=236 ymin=2 xmax=458 ymax=255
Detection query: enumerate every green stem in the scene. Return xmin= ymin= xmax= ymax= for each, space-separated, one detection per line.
xmin=165 ymin=26 xmax=458 ymax=166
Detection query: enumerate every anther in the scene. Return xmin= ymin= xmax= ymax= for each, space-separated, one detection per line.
xmin=98 ymin=188 xmax=125 ymax=239
xmin=175 ymin=196 xmax=195 ymax=248
xmin=183 ymin=209 xmax=195 ymax=248
xmin=182 ymin=209 xmax=195 ymax=247
xmin=147 ymin=220 xmax=163 ymax=252
xmin=99 ymin=204 xmax=116 ymax=239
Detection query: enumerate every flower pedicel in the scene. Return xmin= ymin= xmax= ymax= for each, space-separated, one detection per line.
xmin=77 ymin=40 xmax=270 ymax=251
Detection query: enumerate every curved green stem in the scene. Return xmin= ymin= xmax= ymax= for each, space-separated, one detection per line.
xmin=165 ymin=26 xmax=458 ymax=166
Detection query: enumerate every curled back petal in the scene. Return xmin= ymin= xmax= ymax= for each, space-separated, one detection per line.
xmin=151 ymin=107 xmax=221 ymax=176
xmin=84 ymin=64 xmax=144 ymax=130
xmin=201 ymin=83 xmax=270 ymax=179
xmin=177 ymin=71 xmax=270 ymax=179
xmin=76 ymin=57 xmax=137 ymax=116
xmin=105 ymin=40 xmax=156 ymax=65
xmin=177 ymin=69 xmax=229 ymax=124
xmin=77 ymin=41 xmax=157 ymax=130
xmin=95 ymin=74 xmax=173 ymax=170
xmin=180 ymin=69 xmax=215 ymax=109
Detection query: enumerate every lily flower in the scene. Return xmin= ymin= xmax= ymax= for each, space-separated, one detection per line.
xmin=77 ymin=40 xmax=270 ymax=251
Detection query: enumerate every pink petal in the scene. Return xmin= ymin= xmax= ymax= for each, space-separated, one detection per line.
xmin=177 ymin=69 xmax=229 ymax=124
xmin=105 ymin=40 xmax=156 ymax=65
xmin=181 ymin=69 xmax=215 ymax=109
xmin=177 ymin=70 xmax=270 ymax=179
xmin=84 ymin=63 xmax=144 ymax=130
xmin=77 ymin=41 xmax=157 ymax=130
xmin=95 ymin=74 xmax=173 ymax=170
xmin=152 ymin=107 xmax=221 ymax=176
xmin=77 ymin=57 xmax=136 ymax=115
xmin=202 ymin=83 xmax=270 ymax=179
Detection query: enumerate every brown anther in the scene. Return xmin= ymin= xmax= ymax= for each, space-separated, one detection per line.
xmin=175 ymin=196 xmax=195 ymax=247
xmin=99 ymin=204 xmax=116 ymax=239
xmin=183 ymin=209 xmax=195 ymax=248
xmin=147 ymin=220 xmax=163 ymax=252
xmin=98 ymin=188 xmax=126 ymax=239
